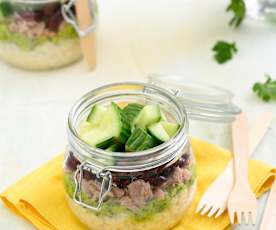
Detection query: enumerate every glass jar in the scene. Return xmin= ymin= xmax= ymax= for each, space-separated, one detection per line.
xmin=64 ymin=83 xmax=197 ymax=230
xmin=0 ymin=0 xmax=97 ymax=70
xmin=245 ymin=0 xmax=276 ymax=21
xmin=64 ymin=81 xmax=240 ymax=230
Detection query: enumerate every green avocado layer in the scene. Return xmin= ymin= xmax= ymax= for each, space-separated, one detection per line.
xmin=0 ymin=22 xmax=78 ymax=51
xmin=64 ymin=165 xmax=196 ymax=222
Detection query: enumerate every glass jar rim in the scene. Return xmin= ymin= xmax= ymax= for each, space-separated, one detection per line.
xmin=8 ymin=0 xmax=62 ymax=4
xmin=67 ymin=82 xmax=189 ymax=172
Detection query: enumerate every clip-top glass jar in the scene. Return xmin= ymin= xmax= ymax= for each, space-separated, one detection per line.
xmin=0 ymin=0 xmax=97 ymax=70
xmin=64 ymin=82 xmax=198 ymax=230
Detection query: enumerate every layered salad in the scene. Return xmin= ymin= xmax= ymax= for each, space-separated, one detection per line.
xmin=0 ymin=0 xmax=81 ymax=69
xmin=65 ymin=102 xmax=196 ymax=230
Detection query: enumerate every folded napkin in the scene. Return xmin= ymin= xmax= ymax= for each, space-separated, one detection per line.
xmin=1 ymin=138 xmax=275 ymax=230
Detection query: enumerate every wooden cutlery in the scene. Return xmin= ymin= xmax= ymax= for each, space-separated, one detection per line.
xmin=260 ymin=180 xmax=276 ymax=230
xmin=196 ymin=112 xmax=272 ymax=219
xmin=227 ymin=113 xmax=257 ymax=225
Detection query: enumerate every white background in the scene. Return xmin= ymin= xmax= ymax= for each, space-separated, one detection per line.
xmin=0 ymin=0 xmax=276 ymax=229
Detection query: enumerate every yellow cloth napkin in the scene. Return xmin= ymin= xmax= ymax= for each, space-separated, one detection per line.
xmin=1 ymin=138 xmax=275 ymax=230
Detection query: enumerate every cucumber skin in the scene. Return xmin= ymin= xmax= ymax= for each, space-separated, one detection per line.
xmin=161 ymin=122 xmax=180 ymax=137
xmin=106 ymin=143 xmax=125 ymax=152
xmin=133 ymin=105 xmax=161 ymax=130
xmin=83 ymin=103 xmax=131 ymax=149
xmin=125 ymin=128 xmax=158 ymax=152
xmin=86 ymin=105 xmax=96 ymax=122
xmin=112 ymin=103 xmax=132 ymax=144
xmin=123 ymin=103 xmax=144 ymax=123
xmin=96 ymin=137 xmax=117 ymax=149
xmin=86 ymin=104 xmax=105 ymax=124
xmin=0 ymin=2 xmax=13 ymax=17
xmin=148 ymin=123 xmax=170 ymax=143
xmin=137 ymin=137 xmax=158 ymax=151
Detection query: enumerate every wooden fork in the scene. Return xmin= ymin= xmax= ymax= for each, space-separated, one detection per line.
xmin=227 ymin=113 xmax=257 ymax=225
xmin=196 ymin=112 xmax=272 ymax=218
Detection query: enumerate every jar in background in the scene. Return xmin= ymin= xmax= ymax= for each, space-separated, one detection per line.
xmin=0 ymin=0 xmax=97 ymax=70
xmin=64 ymin=83 xmax=197 ymax=230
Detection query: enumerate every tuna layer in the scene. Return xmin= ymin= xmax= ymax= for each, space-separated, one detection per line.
xmin=64 ymin=151 xmax=196 ymax=215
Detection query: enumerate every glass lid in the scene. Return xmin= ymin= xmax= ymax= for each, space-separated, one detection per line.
xmin=148 ymin=73 xmax=241 ymax=123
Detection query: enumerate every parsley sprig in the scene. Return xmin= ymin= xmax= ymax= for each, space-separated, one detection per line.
xmin=226 ymin=0 xmax=246 ymax=27
xmin=253 ymin=75 xmax=276 ymax=102
xmin=212 ymin=41 xmax=238 ymax=64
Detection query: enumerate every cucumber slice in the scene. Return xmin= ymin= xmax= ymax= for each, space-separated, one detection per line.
xmin=125 ymin=128 xmax=158 ymax=152
xmin=101 ymin=102 xmax=131 ymax=144
xmin=79 ymin=121 xmax=93 ymax=136
xmin=160 ymin=111 xmax=168 ymax=121
xmin=106 ymin=143 xmax=124 ymax=152
xmin=80 ymin=128 xmax=113 ymax=147
xmin=86 ymin=104 xmax=106 ymax=126
xmin=161 ymin=122 xmax=180 ymax=137
xmin=133 ymin=105 xmax=161 ymax=129
xmin=0 ymin=2 xmax=13 ymax=17
xmin=117 ymin=102 xmax=129 ymax=109
xmin=123 ymin=103 xmax=144 ymax=123
xmin=96 ymin=137 xmax=117 ymax=149
xmin=148 ymin=122 xmax=170 ymax=142
xmin=81 ymin=103 xmax=131 ymax=148
xmin=137 ymin=136 xmax=158 ymax=151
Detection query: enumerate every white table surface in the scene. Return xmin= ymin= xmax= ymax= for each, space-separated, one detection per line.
xmin=0 ymin=0 xmax=276 ymax=229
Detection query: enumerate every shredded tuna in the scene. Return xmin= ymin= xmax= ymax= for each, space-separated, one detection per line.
xmin=127 ymin=180 xmax=153 ymax=208
xmin=120 ymin=196 xmax=138 ymax=211
xmin=110 ymin=186 xmax=125 ymax=198
xmin=82 ymin=179 xmax=102 ymax=200
xmin=166 ymin=167 xmax=192 ymax=186
xmin=153 ymin=188 xmax=165 ymax=199
xmin=8 ymin=14 xmax=58 ymax=39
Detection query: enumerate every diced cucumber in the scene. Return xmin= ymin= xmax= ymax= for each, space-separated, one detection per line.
xmin=86 ymin=104 xmax=106 ymax=126
xmin=123 ymin=103 xmax=144 ymax=123
xmin=125 ymin=128 xmax=158 ymax=152
xmin=80 ymin=101 xmax=177 ymax=152
xmin=106 ymin=143 xmax=124 ymax=152
xmin=136 ymin=136 xmax=158 ymax=151
xmin=161 ymin=122 xmax=180 ymax=137
xmin=117 ymin=102 xmax=129 ymax=109
xmin=133 ymin=105 xmax=161 ymax=129
xmin=81 ymin=103 xmax=131 ymax=148
xmin=80 ymin=128 xmax=114 ymax=147
xmin=0 ymin=1 xmax=13 ymax=17
xmin=160 ymin=111 xmax=168 ymax=121
xmin=79 ymin=121 xmax=93 ymax=136
xmin=101 ymin=102 xmax=131 ymax=144
xmin=148 ymin=122 xmax=170 ymax=142
xmin=96 ymin=137 xmax=117 ymax=149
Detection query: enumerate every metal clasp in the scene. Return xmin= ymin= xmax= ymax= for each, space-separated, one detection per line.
xmin=73 ymin=161 xmax=112 ymax=211
xmin=61 ymin=0 xmax=97 ymax=37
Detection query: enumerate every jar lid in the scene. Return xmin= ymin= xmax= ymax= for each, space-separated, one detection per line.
xmin=149 ymin=74 xmax=241 ymax=123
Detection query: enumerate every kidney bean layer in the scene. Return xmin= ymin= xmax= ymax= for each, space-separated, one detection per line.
xmin=65 ymin=151 xmax=191 ymax=189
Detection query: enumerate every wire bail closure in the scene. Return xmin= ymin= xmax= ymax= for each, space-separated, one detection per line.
xmin=61 ymin=0 xmax=97 ymax=37
xmin=73 ymin=161 xmax=112 ymax=211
